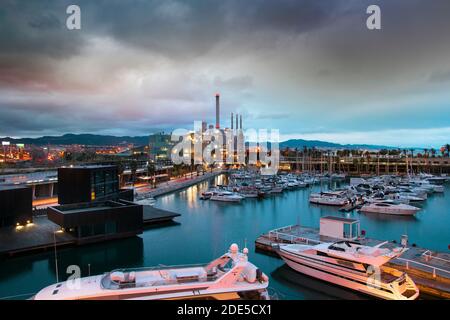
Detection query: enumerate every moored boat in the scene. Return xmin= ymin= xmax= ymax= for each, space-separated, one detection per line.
xmin=32 ymin=244 xmax=270 ymax=300
xmin=275 ymin=241 xmax=419 ymax=300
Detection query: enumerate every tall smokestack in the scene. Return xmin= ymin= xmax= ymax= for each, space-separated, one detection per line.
xmin=231 ymin=112 xmax=233 ymax=129
xmin=215 ymin=93 xmax=220 ymax=129
xmin=235 ymin=114 xmax=239 ymax=131
xmin=240 ymin=115 xmax=242 ymax=130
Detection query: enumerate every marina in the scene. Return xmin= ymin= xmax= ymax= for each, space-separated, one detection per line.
xmin=0 ymin=172 xmax=449 ymax=300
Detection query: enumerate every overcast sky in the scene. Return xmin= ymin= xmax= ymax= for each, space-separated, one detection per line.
xmin=1 ymin=0 xmax=450 ymax=147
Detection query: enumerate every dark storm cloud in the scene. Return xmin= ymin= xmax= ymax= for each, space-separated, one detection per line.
xmin=0 ymin=0 xmax=450 ymax=145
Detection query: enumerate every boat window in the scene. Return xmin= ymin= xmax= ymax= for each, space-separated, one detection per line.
xmin=375 ymin=203 xmax=390 ymax=207
xmin=328 ymin=245 xmax=345 ymax=252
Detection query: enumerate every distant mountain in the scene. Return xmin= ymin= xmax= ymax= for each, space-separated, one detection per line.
xmin=1 ymin=134 xmax=400 ymax=150
xmin=279 ymin=139 xmax=396 ymax=150
xmin=0 ymin=133 xmax=149 ymax=146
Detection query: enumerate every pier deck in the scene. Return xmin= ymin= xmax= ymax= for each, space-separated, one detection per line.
xmin=0 ymin=205 xmax=180 ymax=257
xmin=255 ymin=225 xmax=450 ymax=299
xmin=0 ymin=216 xmax=76 ymax=257
xmin=143 ymin=206 xmax=180 ymax=225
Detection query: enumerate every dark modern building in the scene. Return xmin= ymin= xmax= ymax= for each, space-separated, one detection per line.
xmin=58 ymin=165 xmax=132 ymax=205
xmin=0 ymin=186 xmax=33 ymax=227
xmin=47 ymin=200 xmax=143 ymax=244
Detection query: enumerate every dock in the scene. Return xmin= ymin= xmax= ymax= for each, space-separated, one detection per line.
xmin=136 ymin=171 xmax=222 ymax=199
xmin=0 ymin=216 xmax=77 ymax=257
xmin=0 ymin=205 xmax=180 ymax=257
xmin=143 ymin=206 xmax=180 ymax=225
xmin=255 ymin=224 xmax=450 ymax=299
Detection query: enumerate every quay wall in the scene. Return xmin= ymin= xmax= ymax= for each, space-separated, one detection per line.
xmin=136 ymin=171 xmax=222 ymax=199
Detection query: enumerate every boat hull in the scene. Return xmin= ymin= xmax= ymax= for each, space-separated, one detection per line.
xmin=278 ymin=249 xmax=418 ymax=300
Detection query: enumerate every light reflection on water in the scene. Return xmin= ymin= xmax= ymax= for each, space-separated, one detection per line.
xmin=0 ymin=174 xmax=448 ymax=300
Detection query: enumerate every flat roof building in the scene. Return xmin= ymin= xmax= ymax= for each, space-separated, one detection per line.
xmin=48 ymin=200 xmax=143 ymax=244
xmin=58 ymin=165 xmax=130 ymax=205
xmin=0 ymin=185 xmax=33 ymax=227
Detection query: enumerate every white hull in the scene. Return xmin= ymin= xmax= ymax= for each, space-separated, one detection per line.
xmin=279 ymin=249 xmax=418 ymax=300
xmin=310 ymin=197 xmax=347 ymax=206
xmin=33 ymin=244 xmax=270 ymax=300
xmin=360 ymin=207 xmax=418 ymax=216
xmin=210 ymin=196 xmax=242 ymax=202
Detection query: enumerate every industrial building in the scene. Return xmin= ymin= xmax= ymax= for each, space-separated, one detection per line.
xmin=0 ymin=185 xmax=33 ymax=227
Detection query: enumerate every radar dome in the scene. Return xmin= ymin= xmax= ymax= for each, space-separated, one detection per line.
xmin=229 ymin=243 xmax=239 ymax=253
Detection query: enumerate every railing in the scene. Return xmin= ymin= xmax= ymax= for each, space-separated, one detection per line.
xmin=396 ymin=257 xmax=450 ymax=279
xmin=268 ymin=226 xmax=322 ymax=246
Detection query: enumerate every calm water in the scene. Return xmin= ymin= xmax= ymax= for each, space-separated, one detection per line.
xmin=0 ymin=175 xmax=449 ymax=300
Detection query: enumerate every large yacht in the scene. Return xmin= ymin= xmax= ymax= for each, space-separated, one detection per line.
xmin=309 ymin=191 xmax=349 ymax=206
xmin=32 ymin=244 xmax=269 ymax=300
xmin=359 ymin=201 xmax=420 ymax=215
xmin=275 ymin=241 xmax=419 ymax=300
xmin=210 ymin=191 xmax=244 ymax=203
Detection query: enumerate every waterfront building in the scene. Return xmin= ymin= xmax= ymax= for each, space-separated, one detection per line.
xmin=47 ymin=200 xmax=143 ymax=244
xmin=148 ymin=132 xmax=174 ymax=164
xmin=0 ymin=185 xmax=32 ymax=227
xmin=58 ymin=165 xmax=132 ymax=205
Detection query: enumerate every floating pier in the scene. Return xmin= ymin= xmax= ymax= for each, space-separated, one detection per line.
xmin=143 ymin=206 xmax=180 ymax=225
xmin=0 ymin=205 xmax=180 ymax=257
xmin=255 ymin=219 xmax=450 ymax=299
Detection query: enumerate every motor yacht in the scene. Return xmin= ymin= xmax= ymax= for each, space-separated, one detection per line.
xmin=309 ymin=191 xmax=349 ymax=206
xmin=359 ymin=201 xmax=420 ymax=216
xmin=32 ymin=244 xmax=270 ymax=300
xmin=275 ymin=241 xmax=419 ymax=300
xmin=210 ymin=191 xmax=244 ymax=203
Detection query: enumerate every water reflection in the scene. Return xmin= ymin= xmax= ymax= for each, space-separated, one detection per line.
xmin=0 ymin=174 xmax=448 ymax=300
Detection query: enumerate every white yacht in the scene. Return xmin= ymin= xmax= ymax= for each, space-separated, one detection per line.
xmin=309 ymin=191 xmax=349 ymax=206
xmin=276 ymin=241 xmax=419 ymax=300
xmin=32 ymin=244 xmax=269 ymax=300
xmin=210 ymin=191 xmax=244 ymax=203
xmin=359 ymin=201 xmax=420 ymax=216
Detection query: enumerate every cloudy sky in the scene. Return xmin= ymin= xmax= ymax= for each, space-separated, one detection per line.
xmin=1 ymin=0 xmax=450 ymax=147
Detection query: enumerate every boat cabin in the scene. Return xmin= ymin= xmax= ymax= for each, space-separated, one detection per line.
xmin=319 ymin=216 xmax=360 ymax=241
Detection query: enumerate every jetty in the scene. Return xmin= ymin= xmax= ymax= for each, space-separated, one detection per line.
xmin=0 ymin=205 xmax=180 ymax=257
xmin=255 ymin=217 xmax=450 ymax=299
xmin=136 ymin=171 xmax=222 ymax=199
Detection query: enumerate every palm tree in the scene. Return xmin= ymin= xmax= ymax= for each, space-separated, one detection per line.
xmin=117 ymin=161 xmax=125 ymax=188
xmin=430 ymin=148 xmax=436 ymax=158
xmin=130 ymin=160 xmax=138 ymax=186
xmin=147 ymin=162 xmax=156 ymax=188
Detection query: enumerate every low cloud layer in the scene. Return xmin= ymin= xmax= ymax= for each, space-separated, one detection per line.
xmin=1 ymin=0 xmax=450 ymax=147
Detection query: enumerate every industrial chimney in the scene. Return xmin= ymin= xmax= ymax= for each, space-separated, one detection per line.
xmin=235 ymin=114 xmax=239 ymax=131
xmin=231 ymin=112 xmax=233 ymax=130
xmin=240 ymin=115 xmax=242 ymax=130
xmin=215 ymin=93 xmax=220 ymax=129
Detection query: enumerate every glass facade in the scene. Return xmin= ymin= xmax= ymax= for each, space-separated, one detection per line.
xmin=76 ymin=221 xmax=118 ymax=238
xmin=90 ymin=168 xmax=119 ymax=200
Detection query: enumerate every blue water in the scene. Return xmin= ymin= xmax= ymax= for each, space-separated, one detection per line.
xmin=0 ymin=175 xmax=448 ymax=300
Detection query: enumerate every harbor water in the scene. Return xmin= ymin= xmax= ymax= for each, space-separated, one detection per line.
xmin=0 ymin=174 xmax=449 ymax=300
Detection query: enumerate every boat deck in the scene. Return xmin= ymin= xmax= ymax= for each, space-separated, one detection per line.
xmin=255 ymin=224 xmax=450 ymax=298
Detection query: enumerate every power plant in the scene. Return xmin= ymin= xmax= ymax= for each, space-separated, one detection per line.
xmin=207 ymin=93 xmax=243 ymax=132
xmin=215 ymin=93 xmax=220 ymax=129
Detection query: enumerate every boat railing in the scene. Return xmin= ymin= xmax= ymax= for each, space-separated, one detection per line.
xmin=395 ymin=256 xmax=450 ymax=279
xmin=111 ymin=263 xmax=208 ymax=273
